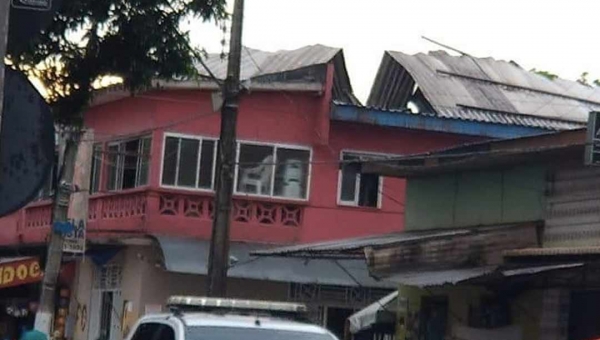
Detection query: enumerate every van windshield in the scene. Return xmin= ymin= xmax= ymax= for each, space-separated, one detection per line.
xmin=186 ymin=326 xmax=337 ymax=340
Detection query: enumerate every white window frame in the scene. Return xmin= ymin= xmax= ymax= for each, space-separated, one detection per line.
xmin=234 ymin=139 xmax=312 ymax=202
xmin=337 ymin=150 xmax=393 ymax=209
xmin=90 ymin=143 xmax=103 ymax=194
xmin=107 ymin=136 xmax=151 ymax=191
xmin=159 ymin=132 xmax=218 ymax=192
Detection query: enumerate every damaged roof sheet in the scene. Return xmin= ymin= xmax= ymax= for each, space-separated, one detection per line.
xmin=384 ymin=267 xmax=496 ymax=287
xmin=383 ymin=263 xmax=584 ymax=287
xmin=368 ymin=50 xmax=600 ymax=130
xmin=193 ymin=44 xmax=357 ymax=104
xmin=252 ymin=229 xmax=472 ymax=258
xmin=195 ymin=45 xmax=341 ymax=81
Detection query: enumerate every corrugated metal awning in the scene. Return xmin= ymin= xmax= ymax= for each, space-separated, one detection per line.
xmin=505 ymin=247 xmax=600 ymax=257
xmin=382 ymin=263 xmax=584 ymax=288
xmin=348 ymin=291 xmax=398 ymax=334
xmin=154 ymin=236 xmax=395 ymax=288
xmin=251 ymin=229 xmax=472 ymax=259
xmin=384 ymin=267 xmax=496 ymax=287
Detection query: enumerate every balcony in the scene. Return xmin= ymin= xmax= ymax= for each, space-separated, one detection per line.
xmin=16 ymin=187 xmax=303 ymax=244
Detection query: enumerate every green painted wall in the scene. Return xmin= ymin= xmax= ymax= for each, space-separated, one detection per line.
xmin=405 ymin=165 xmax=547 ymax=230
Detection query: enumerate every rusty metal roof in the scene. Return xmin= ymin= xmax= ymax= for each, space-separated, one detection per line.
xmin=363 ymin=143 xmax=582 ymax=178
xmin=251 ymin=229 xmax=473 ymax=259
xmin=367 ymin=50 xmax=600 ymax=130
xmin=384 ymin=267 xmax=496 ymax=287
xmin=383 ymin=263 xmax=584 ymax=287
xmin=504 ymin=247 xmax=600 ymax=257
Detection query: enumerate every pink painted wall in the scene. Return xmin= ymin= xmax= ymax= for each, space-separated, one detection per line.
xmin=0 ymin=78 xmax=479 ymax=246
xmin=82 ymin=88 xmax=478 ymax=244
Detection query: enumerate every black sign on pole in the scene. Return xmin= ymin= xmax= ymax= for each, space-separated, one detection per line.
xmin=11 ymin=0 xmax=52 ymax=11
xmin=8 ymin=0 xmax=61 ymax=55
xmin=0 ymin=67 xmax=55 ymax=217
xmin=585 ymin=111 xmax=600 ymax=165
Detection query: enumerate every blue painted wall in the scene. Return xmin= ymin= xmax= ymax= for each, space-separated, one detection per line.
xmin=331 ymin=104 xmax=550 ymax=139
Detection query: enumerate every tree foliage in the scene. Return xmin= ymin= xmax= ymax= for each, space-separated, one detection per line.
xmin=11 ymin=0 xmax=227 ymax=126
xmin=530 ymin=68 xmax=558 ymax=81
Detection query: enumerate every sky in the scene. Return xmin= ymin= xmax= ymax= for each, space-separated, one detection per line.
xmin=188 ymin=0 xmax=600 ymax=103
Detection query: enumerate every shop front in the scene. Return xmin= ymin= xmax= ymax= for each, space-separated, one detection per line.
xmin=0 ymin=257 xmax=42 ymax=340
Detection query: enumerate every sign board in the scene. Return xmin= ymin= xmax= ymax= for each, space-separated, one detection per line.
xmin=64 ymin=130 xmax=94 ymax=254
xmin=0 ymin=258 xmax=42 ymax=289
xmin=11 ymin=0 xmax=51 ymax=11
xmin=63 ymin=219 xmax=86 ymax=254
xmin=585 ymin=111 xmax=600 ymax=165
xmin=8 ymin=0 xmax=62 ymax=55
xmin=0 ymin=68 xmax=55 ymax=217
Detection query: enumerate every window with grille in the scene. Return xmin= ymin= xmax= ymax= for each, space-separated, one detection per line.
xmin=107 ymin=137 xmax=151 ymax=191
xmin=97 ymin=264 xmax=122 ymax=290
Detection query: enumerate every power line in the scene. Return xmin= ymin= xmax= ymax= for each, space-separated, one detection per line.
xmin=80 ymin=110 xmax=221 ymax=143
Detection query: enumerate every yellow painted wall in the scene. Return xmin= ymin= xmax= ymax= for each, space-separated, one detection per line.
xmin=396 ymin=285 xmax=542 ymax=340
xmin=512 ymin=290 xmax=543 ymax=340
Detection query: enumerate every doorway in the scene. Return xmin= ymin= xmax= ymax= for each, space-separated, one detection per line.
xmin=326 ymin=307 xmax=355 ymax=339
xmin=418 ymin=296 xmax=448 ymax=340
xmin=569 ymin=290 xmax=600 ymax=340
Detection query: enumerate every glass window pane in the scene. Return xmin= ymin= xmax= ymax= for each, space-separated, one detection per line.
xmin=340 ymin=153 xmax=359 ymax=202
xmin=274 ymin=148 xmax=310 ymax=199
xmin=177 ymin=138 xmax=200 ymax=187
xmin=162 ymin=137 xmax=179 ymax=186
xmin=137 ymin=137 xmax=151 ymax=186
xmin=198 ymin=140 xmax=216 ymax=189
xmin=358 ymin=173 xmax=379 ymax=207
xmin=107 ymin=144 xmax=120 ymax=190
xmin=122 ymin=140 xmax=140 ymax=189
xmin=236 ymin=144 xmax=274 ymax=195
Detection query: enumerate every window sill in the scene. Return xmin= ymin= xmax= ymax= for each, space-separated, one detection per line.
xmin=233 ymin=192 xmax=310 ymax=206
xmin=90 ymin=186 xmax=151 ymax=197
xmin=336 ymin=203 xmax=381 ymax=212
xmin=154 ymin=186 xmax=309 ymax=205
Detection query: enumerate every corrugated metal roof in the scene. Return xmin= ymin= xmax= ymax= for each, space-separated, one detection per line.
xmin=0 ymin=256 xmax=33 ymax=265
xmin=192 ymin=44 xmax=358 ymax=104
xmin=384 ymin=267 xmax=496 ymax=287
xmin=348 ymin=291 xmax=398 ymax=334
xmin=195 ymin=44 xmax=341 ymax=81
xmin=504 ymin=246 xmax=600 ymax=257
xmin=367 ymin=50 xmax=599 ymax=130
xmin=154 ymin=236 xmax=395 ymax=288
xmin=382 ymin=263 xmax=584 ymax=287
xmin=252 ymin=229 xmax=472 ymax=258
xmin=502 ymin=263 xmax=583 ymax=276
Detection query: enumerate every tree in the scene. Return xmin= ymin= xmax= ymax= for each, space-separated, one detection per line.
xmin=578 ymin=72 xmax=591 ymax=87
xmin=7 ymin=1 xmax=227 ymax=333
xmin=10 ymin=0 xmax=227 ymax=126
xmin=530 ymin=68 xmax=558 ymax=81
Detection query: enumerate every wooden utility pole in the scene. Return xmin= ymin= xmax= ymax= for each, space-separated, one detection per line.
xmin=0 ymin=1 xmax=11 ymax=129
xmin=207 ymin=0 xmax=244 ymax=297
xmin=34 ymin=131 xmax=83 ymax=334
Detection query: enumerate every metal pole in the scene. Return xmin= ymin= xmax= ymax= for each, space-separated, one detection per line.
xmin=34 ymin=132 xmax=80 ymax=334
xmin=0 ymin=0 xmax=11 ymax=130
xmin=207 ymin=0 xmax=244 ymax=297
